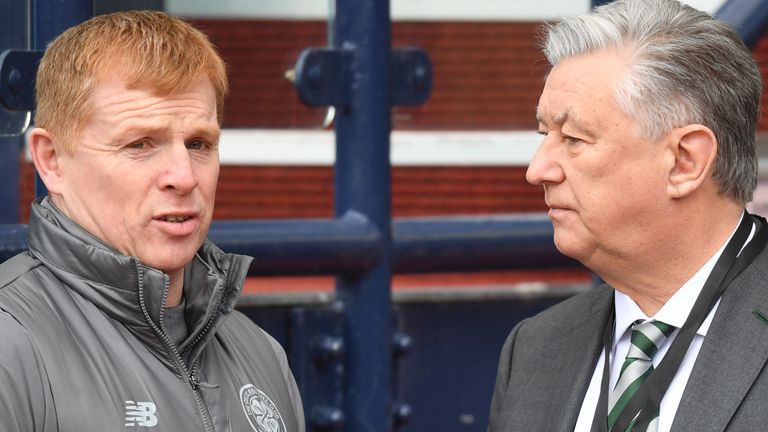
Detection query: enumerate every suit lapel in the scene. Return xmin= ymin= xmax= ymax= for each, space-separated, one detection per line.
xmin=672 ymin=260 xmax=768 ymax=431
xmin=552 ymin=287 xmax=614 ymax=431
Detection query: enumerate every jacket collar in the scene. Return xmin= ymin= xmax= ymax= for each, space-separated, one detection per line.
xmin=27 ymin=197 xmax=253 ymax=366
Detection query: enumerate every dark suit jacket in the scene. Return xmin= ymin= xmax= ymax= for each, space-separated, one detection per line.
xmin=488 ymin=245 xmax=768 ymax=431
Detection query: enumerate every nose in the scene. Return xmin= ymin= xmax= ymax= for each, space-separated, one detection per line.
xmin=526 ymin=138 xmax=565 ymax=186
xmin=160 ymin=142 xmax=198 ymax=194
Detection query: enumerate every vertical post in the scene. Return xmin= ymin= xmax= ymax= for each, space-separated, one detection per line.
xmin=0 ymin=1 xmax=29 ymax=223
xmin=333 ymin=0 xmax=393 ymax=431
xmin=0 ymin=134 xmax=22 ymax=223
xmin=30 ymin=0 xmax=94 ymax=197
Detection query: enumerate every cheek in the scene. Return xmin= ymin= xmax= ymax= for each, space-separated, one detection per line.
xmin=199 ymin=164 xmax=220 ymax=197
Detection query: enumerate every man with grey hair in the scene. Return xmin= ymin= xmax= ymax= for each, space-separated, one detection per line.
xmin=489 ymin=0 xmax=768 ymax=431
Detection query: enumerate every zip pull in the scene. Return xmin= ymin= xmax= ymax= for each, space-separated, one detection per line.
xmin=190 ymin=374 xmax=220 ymax=390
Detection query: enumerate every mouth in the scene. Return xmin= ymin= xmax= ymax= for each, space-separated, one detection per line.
xmin=152 ymin=212 xmax=200 ymax=236
xmin=158 ymin=215 xmax=193 ymax=223
xmin=546 ymin=206 xmax=571 ymax=218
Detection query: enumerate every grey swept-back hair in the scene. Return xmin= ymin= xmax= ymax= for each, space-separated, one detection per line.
xmin=543 ymin=0 xmax=762 ymax=204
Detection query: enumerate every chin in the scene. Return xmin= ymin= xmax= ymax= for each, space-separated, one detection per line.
xmin=553 ymin=233 xmax=596 ymax=264
xmin=143 ymin=250 xmax=199 ymax=273
xmin=138 ymin=236 xmax=206 ymax=272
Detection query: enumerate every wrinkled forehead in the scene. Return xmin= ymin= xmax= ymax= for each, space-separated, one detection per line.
xmin=536 ymin=51 xmax=629 ymax=122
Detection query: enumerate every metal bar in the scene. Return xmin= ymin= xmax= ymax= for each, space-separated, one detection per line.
xmin=332 ymin=0 xmax=393 ymax=429
xmin=393 ymin=214 xmax=577 ymax=273
xmin=716 ymin=0 xmax=768 ymax=49
xmin=0 ymin=1 xmax=30 ymax=223
xmin=210 ymin=211 xmax=381 ymax=276
xmin=0 ymin=215 xmax=580 ymax=273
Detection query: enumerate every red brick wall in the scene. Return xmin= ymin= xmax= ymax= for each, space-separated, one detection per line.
xmin=190 ymin=20 xmax=548 ymax=130
xmin=19 ymin=20 xmax=768 ymax=223
xmin=214 ymin=165 xmax=544 ymax=220
xmin=19 ymin=163 xmax=545 ymax=222
xmin=198 ymin=19 xmax=768 ymax=131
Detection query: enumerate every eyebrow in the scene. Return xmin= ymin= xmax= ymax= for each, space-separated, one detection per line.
xmin=187 ymin=125 xmax=220 ymax=141
xmin=535 ymin=108 xmax=597 ymax=139
xmin=536 ymin=107 xmax=571 ymax=124
xmin=112 ymin=120 xmax=220 ymax=144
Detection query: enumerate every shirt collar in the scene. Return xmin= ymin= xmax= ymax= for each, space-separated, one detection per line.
xmin=614 ymin=216 xmax=753 ymax=340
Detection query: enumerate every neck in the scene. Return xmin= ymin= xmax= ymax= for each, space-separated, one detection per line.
xmin=166 ymin=268 xmax=184 ymax=307
xmin=598 ymin=202 xmax=743 ymax=316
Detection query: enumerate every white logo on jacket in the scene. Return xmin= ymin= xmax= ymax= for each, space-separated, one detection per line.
xmin=240 ymin=384 xmax=286 ymax=432
xmin=124 ymin=401 xmax=158 ymax=427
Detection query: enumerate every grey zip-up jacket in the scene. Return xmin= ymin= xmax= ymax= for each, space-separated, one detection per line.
xmin=0 ymin=198 xmax=305 ymax=432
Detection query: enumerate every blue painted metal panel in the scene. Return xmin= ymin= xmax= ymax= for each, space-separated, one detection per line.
xmin=292 ymin=304 xmax=347 ymax=430
xmin=716 ymin=0 xmax=768 ymax=49
xmin=240 ymin=293 xmax=576 ymax=432
xmin=394 ymin=298 xmax=568 ymax=432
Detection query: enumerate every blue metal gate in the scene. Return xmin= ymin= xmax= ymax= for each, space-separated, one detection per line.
xmin=2 ymin=0 xmax=767 ymax=430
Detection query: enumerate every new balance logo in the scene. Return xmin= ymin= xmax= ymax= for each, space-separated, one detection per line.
xmin=124 ymin=401 xmax=158 ymax=427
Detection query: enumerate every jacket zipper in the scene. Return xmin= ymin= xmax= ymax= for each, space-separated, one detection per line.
xmin=180 ymin=266 xmax=236 ymax=363
xmin=134 ymin=263 xmax=215 ymax=432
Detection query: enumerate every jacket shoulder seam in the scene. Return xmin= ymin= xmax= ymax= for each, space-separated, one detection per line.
xmin=0 ymin=252 xmax=43 ymax=290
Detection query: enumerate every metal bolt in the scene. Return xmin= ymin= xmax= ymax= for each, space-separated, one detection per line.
xmin=311 ymin=406 xmax=345 ymax=431
xmin=312 ymin=335 xmax=344 ymax=364
xmin=412 ymin=65 xmax=428 ymax=91
xmin=284 ymin=68 xmax=296 ymax=83
xmin=392 ymin=331 xmax=414 ymax=357
xmin=392 ymin=402 xmax=413 ymax=427
xmin=7 ymin=68 xmax=22 ymax=94
xmin=308 ymin=64 xmax=323 ymax=89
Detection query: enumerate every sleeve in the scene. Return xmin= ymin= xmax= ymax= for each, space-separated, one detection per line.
xmin=0 ymin=311 xmax=57 ymax=432
xmin=487 ymin=318 xmax=527 ymax=432
xmin=263 ymin=330 xmax=306 ymax=432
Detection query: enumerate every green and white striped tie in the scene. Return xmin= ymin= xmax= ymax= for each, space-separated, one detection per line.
xmin=607 ymin=320 xmax=675 ymax=432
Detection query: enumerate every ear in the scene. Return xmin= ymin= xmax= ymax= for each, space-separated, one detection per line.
xmin=666 ymin=124 xmax=717 ymax=199
xmin=28 ymin=128 xmax=66 ymax=194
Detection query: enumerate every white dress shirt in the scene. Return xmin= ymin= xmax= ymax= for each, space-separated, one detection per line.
xmin=574 ymin=220 xmax=754 ymax=432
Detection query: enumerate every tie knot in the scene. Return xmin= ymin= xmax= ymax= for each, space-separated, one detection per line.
xmin=627 ymin=320 xmax=675 ymax=360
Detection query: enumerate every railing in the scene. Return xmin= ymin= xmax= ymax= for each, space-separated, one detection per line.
xmin=2 ymin=0 xmax=765 ymax=430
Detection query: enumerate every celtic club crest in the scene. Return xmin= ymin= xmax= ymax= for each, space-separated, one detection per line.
xmin=239 ymin=384 xmax=286 ymax=432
